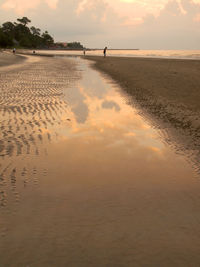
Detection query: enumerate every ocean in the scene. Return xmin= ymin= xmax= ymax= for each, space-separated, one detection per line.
xmin=35 ymin=49 xmax=200 ymax=60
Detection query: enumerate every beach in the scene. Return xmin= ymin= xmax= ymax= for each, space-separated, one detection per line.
xmin=86 ymin=56 xmax=200 ymax=110
xmin=86 ymin=56 xmax=200 ymax=167
xmin=0 ymin=51 xmax=25 ymax=67
xmin=1 ymin=54 xmax=200 ymax=266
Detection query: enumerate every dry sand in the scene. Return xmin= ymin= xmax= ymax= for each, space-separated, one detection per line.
xmin=0 ymin=51 xmax=25 ymax=67
xmin=86 ymin=56 xmax=200 ymax=168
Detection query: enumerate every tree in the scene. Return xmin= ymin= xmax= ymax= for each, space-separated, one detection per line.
xmin=42 ymin=31 xmax=54 ymax=47
xmin=0 ymin=17 xmax=85 ymax=49
xmin=2 ymin=22 xmax=15 ymax=33
xmin=0 ymin=17 xmax=83 ymax=49
xmin=30 ymin=27 xmax=42 ymax=48
xmin=13 ymin=23 xmax=31 ymax=47
xmin=67 ymin=42 xmax=84 ymax=49
xmin=17 ymin=17 xmax=31 ymax=27
xmin=30 ymin=26 xmax=41 ymax=36
xmin=1 ymin=22 xmax=15 ymax=47
xmin=0 ymin=26 xmax=13 ymax=47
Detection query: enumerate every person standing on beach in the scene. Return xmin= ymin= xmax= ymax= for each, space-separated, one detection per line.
xmin=13 ymin=48 xmax=16 ymax=54
xmin=103 ymin=47 xmax=107 ymax=57
xmin=83 ymin=48 xmax=86 ymax=56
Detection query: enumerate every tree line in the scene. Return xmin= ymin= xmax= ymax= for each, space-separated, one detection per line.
xmin=56 ymin=41 xmax=84 ymax=50
xmin=0 ymin=17 xmax=85 ymax=49
xmin=0 ymin=17 xmax=54 ymax=48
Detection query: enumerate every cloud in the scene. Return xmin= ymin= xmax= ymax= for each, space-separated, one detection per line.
xmin=18 ymin=0 xmax=123 ymax=47
xmin=125 ymin=0 xmax=200 ymax=49
xmin=106 ymin=0 xmax=170 ymax=19
xmin=0 ymin=0 xmax=200 ymax=48
xmin=106 ymin=0 xmax=200 ymax=27
xmin=1 ymin=0 xmax=58 ymax=14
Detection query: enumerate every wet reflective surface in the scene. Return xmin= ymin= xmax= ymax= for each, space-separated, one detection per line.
xmin=29 ymin=49 xmax=200 ymax=60
xmin=1 ymin=56 xmax=200 ymax=266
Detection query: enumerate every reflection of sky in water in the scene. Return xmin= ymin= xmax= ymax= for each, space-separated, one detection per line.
xmin=63 ymin=86 xmax=88 ymax=124
xmin=102 ymin=100 xmax=121 ymax=112
xmin=60 ymin=58 xmax=166 ymax=154
xmin=63 ymin=60 xmax=120 ymax=124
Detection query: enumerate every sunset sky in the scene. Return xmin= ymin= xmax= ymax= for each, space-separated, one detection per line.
xmin=0 ymin=0 xmax=200 ymax=49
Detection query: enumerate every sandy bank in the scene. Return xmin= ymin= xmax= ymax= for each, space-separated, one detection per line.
xmin=0 ymin=51 xmax=26 ymax=67
xmin=86 ymin=56 xmax=200 ymax=165
xmin=86 ymin=56 xmax=200 ymax=110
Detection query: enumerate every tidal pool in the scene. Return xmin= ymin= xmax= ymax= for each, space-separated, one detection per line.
xmin=0 ymin=56 xmax=200 ymax=266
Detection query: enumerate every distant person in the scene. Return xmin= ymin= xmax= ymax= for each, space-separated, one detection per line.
xmin=33 ymin=50 xmax=36 ymax=54
xmin=83 ymin=48 xmax=86 ymax=56
xmin=103 ymin=46 xmax=107 ymax=57
xmin=12 ymin=48 xmax=16 ymax=54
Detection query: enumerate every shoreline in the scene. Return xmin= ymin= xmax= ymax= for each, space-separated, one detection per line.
xmin=15 ymin=48 xmax=200 ymax=61
xmin=85 ymin=56 xmax=200 ymax=111
xmin=85 ymin=55 xmax=200 ymax=167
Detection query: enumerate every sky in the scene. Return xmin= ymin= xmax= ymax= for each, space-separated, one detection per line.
xmin=0 ymin=0 xmax=200 ymax=49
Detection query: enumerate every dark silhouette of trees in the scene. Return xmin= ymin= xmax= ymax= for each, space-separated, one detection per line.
xmin=0 ymin=17 xmax=54 ymax=48
xmin=41 ymin=31 xmax=54 ymax=47
xmin=0 ymin=27 xmax=13 ymax=47
xmin=67 ymin=42 xmax=84 ymax=49
xmin=0 ymin=22 xmax=15 ymax=47
xmin=17 ymin=17 xmax=31 ymax=26
xmin=30 ymin=26 xmax=41 ymax=36
xmin=0 ymin=16 xmax=85 ymax=49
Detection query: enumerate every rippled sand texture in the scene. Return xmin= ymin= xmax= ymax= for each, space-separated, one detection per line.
xmin=0 ymin=56 xmax=80 ymax=206
xmin=1 ymin=56 xmax=200 ymax=266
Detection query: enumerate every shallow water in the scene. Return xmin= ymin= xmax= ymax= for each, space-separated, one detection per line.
xmin=31 ymin=49 xmax=200 ymax=60
xmin=0 ymin=56 xmax=200 ymax=266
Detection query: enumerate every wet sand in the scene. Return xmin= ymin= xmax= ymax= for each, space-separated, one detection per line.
xmin=0 ymin=51 xmax=25 ymax=67
xmin=86 ymin=56 xmax=200 ymax=168
xmin=1 ymin=55 xmax=200 ymax=266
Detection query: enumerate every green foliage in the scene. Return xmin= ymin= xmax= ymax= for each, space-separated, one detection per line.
xmin=0 ymin=17 xmax=84 ymax=49
xmin=30 ymin=26 xmax=41 ymax=36
xmin=42 ymin=31 xmax=54 ymax=46
xmin=0 ymin=27 xmax=13 ymax=47
xmin=0 ymin=17 xmax=54 ymax=48
xmin=67 ymin=42 xmax=84 ymax=49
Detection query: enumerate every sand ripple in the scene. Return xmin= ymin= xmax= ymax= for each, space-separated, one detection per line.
xmin=0 ymin=56 xmax=80 ymax=208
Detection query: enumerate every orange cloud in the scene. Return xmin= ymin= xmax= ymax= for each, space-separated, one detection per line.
xmin=1 ymin=0 xmax=58 ymax=14
xmin=2 ymin=0 xmax=200 ymax=18
xmin=104 ymin=0 xmax=200 ymax=26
